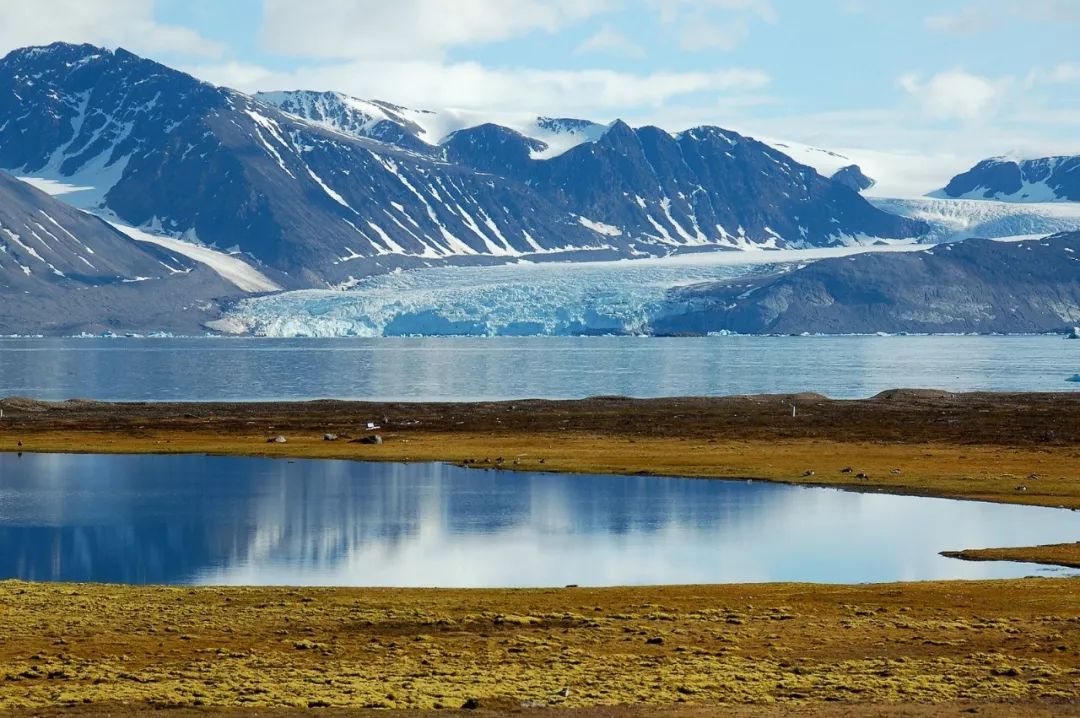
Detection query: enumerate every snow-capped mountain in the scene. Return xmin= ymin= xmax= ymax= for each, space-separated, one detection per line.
xmin=0 ymin=42 xmax=925 ymax=293
xmin=263 ymin=90 xmax=926 ymax=250
xmin=936 ymin=156 xmax=1080 ymax=202
xmin=255 ymin=91 xmax=436 ymax=153
xmin=0 ymin=44 xmax=609 ymax=286
xmin=256 ymin=90 xmax=610 ymax=159
xmin=0 ymin=171 xmax=185 ymax=284
xmin=0 ymin=171 xmax=237 ymax=334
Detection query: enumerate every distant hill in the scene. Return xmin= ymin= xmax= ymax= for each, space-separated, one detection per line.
xmin=0 ymin=171 xmax=237 ymax=334
xmin=935 ymin=156 xmax=1080 ymax=202
xmin=652 ymin=233 xmax=1080 ymax=335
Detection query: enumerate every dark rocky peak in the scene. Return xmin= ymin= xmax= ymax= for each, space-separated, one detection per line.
xmin=597 ymin=119 xmax=640 ymax=148
xmin=536 ymin=116 xmax=602 ymax=133
xmin=0 ymin=42 xmax=224 ymax=177
xmin=442 ymin=123 xmax=547 ymax=177
xmin=831 ymin=164 xmax=875 ymax=193
xmin=676 ymin=125 xmax=744 ymax=145
xmin=939 ymin=155 xmax=1080 ymax=201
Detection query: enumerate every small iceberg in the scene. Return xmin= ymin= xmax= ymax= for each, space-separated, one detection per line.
xmin=1068 ymin=374 xmax=1080 ymax=383
xmin=1068 ymin=327 xmax=1080 ymax=339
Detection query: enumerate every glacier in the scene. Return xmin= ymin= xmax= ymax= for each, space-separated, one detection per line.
xmin=871 ymin=197 xmax=1080 ymax=243
xmin=212 ymin=246 xmax=933 ymax=338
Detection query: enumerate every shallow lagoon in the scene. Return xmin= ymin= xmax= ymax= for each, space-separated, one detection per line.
xmin=0 ymin=453 xmax=1076 ymax=587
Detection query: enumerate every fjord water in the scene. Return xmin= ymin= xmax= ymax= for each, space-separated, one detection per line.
xmin=0 ymin=335 xmax=1077 ymax=402
xmin=0 ymin=453 xmax=1076 ymax=586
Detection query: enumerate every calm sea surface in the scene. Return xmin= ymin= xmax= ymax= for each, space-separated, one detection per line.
xmin=0 ymin=335 xmax=1077 ymax=402
xmin=0 ymin=453 xmax=1076 ymax=587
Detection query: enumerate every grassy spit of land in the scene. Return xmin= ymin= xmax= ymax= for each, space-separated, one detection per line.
xmin=0 ymin=579 xmax=1077 ymax=715
xmin=943 ymin=543 xmax=1080 ymax=570
xmin=2 ymin=390 xmax=1079 ymax=515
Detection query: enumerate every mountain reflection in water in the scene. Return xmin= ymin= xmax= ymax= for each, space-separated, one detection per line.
xmin=0 ymin=453 xmax=1076 ymax=586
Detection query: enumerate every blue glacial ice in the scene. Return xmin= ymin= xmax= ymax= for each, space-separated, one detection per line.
xmin=213 ymin=246 xmax=948 ymax=338
xmin=213 ymin=255 xmax=797 ymax=337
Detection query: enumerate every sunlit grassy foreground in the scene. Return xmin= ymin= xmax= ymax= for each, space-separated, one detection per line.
xmin=0 ymin=579 xmax=1077 ymax=713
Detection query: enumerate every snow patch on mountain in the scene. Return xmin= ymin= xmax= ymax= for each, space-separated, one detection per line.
xmin=765 ymin=140 xmax=853 ymax=178
xmin=578 ymin=216 xmax=623 ymax=237
xmin=16 ymin=154 xmax=129 ymax=211
xmin=527 ymin=117 xmax=608 ymax=159
xmin=109 ymin=222 xmax=281 ymax=293
xmin=19 ymin=171 xmax=280 ymax=293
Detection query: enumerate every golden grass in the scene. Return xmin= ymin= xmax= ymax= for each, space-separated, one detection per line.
xmin=1 ymin=579 xmax=1077 ymax=713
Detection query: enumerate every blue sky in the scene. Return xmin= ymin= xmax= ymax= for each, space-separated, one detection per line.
xmin=2 ymin=0 xmax=1078 ymax=194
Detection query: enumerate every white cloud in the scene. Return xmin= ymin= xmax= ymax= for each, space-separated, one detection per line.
xmin=0 ymin=0 xmax=223 ymax=58
xmin=187 ymin=58 xmax=770 ymax=118
xmin=925 ymin=0 xmax=1080 ymax=34
xmin=650 ymin=0 xmax=777 ymax=23
xmin=260 ymin=0 xmax=611 ymax=60
xmin=1028 ymin=63 xmax=1080 ymax=85
xmin=647 ymin=0 xmax=777 ymax=52
xmin=678 ymin=17 xmax=752 ymax=51
xmin=924 ymin=6 xmax=996 ymax=35
xmin=1026 ymin=0 xmax=1080 ymax=22
xmin=574 ymin=25 xmax=645 ymax=58
xmin=898 ymin=70 xmax=1008 ymax=122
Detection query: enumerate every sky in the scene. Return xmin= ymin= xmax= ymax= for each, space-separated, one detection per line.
xmin=1 ymin=0 xmax=1078 ymax=196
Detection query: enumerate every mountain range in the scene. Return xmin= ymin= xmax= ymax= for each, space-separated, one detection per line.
xmin=0 ymin=43 xmax=926 ymax=290
xmin=0 ymin=42 xmax=1077 ymax=336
